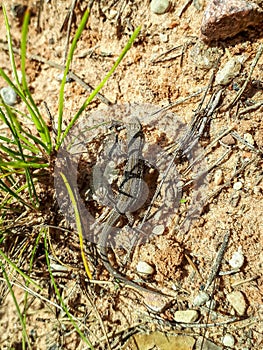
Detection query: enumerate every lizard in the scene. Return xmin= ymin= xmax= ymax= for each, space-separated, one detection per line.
xmin=97 ymin=118 xmax=164 ymax=295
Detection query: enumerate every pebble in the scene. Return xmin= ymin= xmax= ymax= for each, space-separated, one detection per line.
xmin=56 ymin=73 xmax=72 ymax=83
xmin=193 ymin=291 xmax=210 ymax=306
xmin=214 ymin=169 xmax=223 ymax=186
xmin=226 ymin=290 xmax=247 ymax=315
xmin=159 ymin=33 xmax=169 ymax=43
xmin=222 ymin=333 xmax=235 ymax=348
xmin=173 ymin=309 xmax=199 ymax=323
xmin=150 ymin=0 xmax=170 ymax=14
xmin=205 ymin=299 xmax=217 ymax=310
xmin=229 ymin=247 xmax=245 ymax=269
xmin=233 ymin=181 xmax=243 ymax=191
xmin=107 ymin=9 xmax=118 ymax=20
xmin=230 ymin=191 xmax=241 ymax=207
xmin=221 ymin=134 xmax=236 ymax=145
xmin=201 ymin=0 xmax=263 ymax=42
xmin=215 ymin=57 xmax=242 ymax=86
xmin=144 ymin=295 xmax=170 ymax=313
xmin=190 ymin=40 xmax=221 ymax=70
xmin=136 ymin=261 xmax=155 ymax=275
xmin=0 ymin=86 xmax=17 ymax=106
xmin=243 ymin=132 xmax=254 ymax=145
xmin=152 ymin=224 xmax=165 ymax=235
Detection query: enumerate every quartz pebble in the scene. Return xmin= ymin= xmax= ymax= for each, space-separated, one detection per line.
xmin=136 ymin=261 xmax=154 ymax=275
xmin=222 ymin=333 xmax=235 ymax=348
xmin=193 ymin=291 xmax=210 ymax=306
xmin=173 ymin=309 xmax=199 ymax=323
xmin=159 ymin=33 xmax=168 ymax=43
xmin=150 ymin=0 xmax=170 ymax=14
xmin=227 ymin=290 xmax=247 ymax=315
xmin=152 ymin=224 xmax=165 ymax=235
xmin=0 ymin=86 xmax=17 ymax=106
xmin=56 ymin=73 xmax=72 ymax=83
xmin=214 ymin=169 xmax=223 ymax=185
xmin=229 ymin=247 xmax=245 ymax=269
xmin=233 ymin=181 xmax=243 ymax=191
xmin=215 ymin=57 xmax=242 ymax=86
xmin=201 ymin=0 xmax=263 ymax=42
xmin=205 ymin=299 xmax=216 ymax=310
xmin=244 ymin=132 xmax=254 ymax=145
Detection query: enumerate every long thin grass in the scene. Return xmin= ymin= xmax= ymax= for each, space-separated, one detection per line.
xmin=0 ymin=4 xmax=141 ymax=349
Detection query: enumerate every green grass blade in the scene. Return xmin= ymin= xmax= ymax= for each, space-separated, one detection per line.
xmin=60 ymin=172 xmax=92 ymax=279
xmin=0 ymin=179 xmax=34 ymax=210
xmin=44 ymin=234 xmax=94 ymax=349
xmin=0 ymin=160 xmax=49 ymax=169
xmin=0 ymin=105 xmax=41 ymax=205
xmin=20 ymin=10 xmax=52 ymax=152
xmin=1 ymin=7 xmax=52 ymax=153
xmin=22 ymin=230 xmax=43 ymax=338
xmin=0 ymin=249 xmax=43 ymax=290
xmin=0 ymin=70 xmax=50 ymax=153
xmin=0 ymin=143 xmax=29 ymax=160
xmin=58 ymin=26 xmax=141 ymax=148
xmin=0 ymin=262 xmax=30 ymax=349
xmin=2 ymin=5 xmax=20 ymax=87
xmin=56 ymin=8 xmax=90 ymax=146
xmin=20 ymin=9 xmax=30 ymax=92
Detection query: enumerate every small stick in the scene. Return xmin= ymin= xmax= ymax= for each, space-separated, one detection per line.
xmin=238 ymin=100 xmax=263 ymax=117
xmin=204 ymin=230 xmax=230 ymax=291
xmin=178 ymin=0 xmax=193 ymax=17
xmin=153 ymin=313 xmax=238 ymax=328
xmin=231 ymin=131 xmax=262 ymax=154
xmin=225 ymin=43 xmax=263 ymax=110
xmin=150 ymin=45 xmax=184 ymax=63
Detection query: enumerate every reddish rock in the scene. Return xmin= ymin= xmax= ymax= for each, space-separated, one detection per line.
xmin=201 ymin=0 xmax=263 ymax=42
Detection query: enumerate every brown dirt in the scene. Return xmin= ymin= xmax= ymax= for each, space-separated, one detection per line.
xmin=0 ymin=1 xmax=262 ymax=350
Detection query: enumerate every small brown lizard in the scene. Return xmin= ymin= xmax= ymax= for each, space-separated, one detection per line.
xmin=98 ymin=118 xmax=164 ymax=295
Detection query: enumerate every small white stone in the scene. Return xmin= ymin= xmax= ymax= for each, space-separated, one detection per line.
xmin=205 ymin=299 xmax=216 ymax=310
xmin=56 ymin=73 xmax=72 ymax=83
xmin=136 ymin=261 xmax=154 ymax=275
xmin=229 ymin=247 xmax=244 ymax=269
xmin=0 ymin=86 xmax=17 ymax=106
xmin=243 ymin=133 xmax=254 ymax=145
xmin=173 ymin=310 xmax=199 ymax=323
xmin=222 ymin=333 xmax=235 ymax=348
xmin=159 ymin=33 xmax=168 ymax=42
xmin=152 ymin=224 xmax=165 ymax=235
xmin=233 ymin=181 xmax=243 ymax=191
xmin=226 ymin=291 xmax=247 ymax=315
xmin=108 ymin=9 xmax=118 ymax=20
xmin=214 ymin=169 xmax=223 ymax=185
xmin=193 ymin=291 xmax=210 ymax=306
xmin=215 ymin=57 xmax=242 ymax=86
xmin=150 ymin=0 xmax=170 ymax=14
